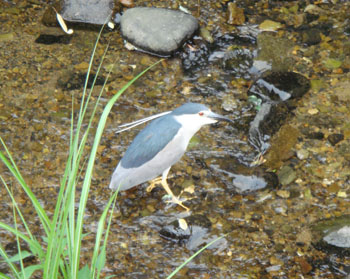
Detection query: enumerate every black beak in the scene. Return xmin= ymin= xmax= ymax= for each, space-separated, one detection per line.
xmin=209 ymin=111 xmax=234 ymax=124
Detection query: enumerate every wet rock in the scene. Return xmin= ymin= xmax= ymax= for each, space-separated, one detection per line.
xmin=328 ymin=133 xmax=344 ymax=146
xmin=297 ymin=23 xmax=332 ymax=46
xmin=304 ymin=4 xmax=325 ymax=15
xmin=248 ymin=102 xmax=289 ymax=152
xmin=248 ymin=72 xmax=310 ymax=102
xmin=120 ymin=7 xmax=199 ymax=56
xmin=339 ymin=143 xmax=350 ymax=162
xmin=296 ymin=229 xmax=313 ymax=246
xmin=277 ymin=165 xmax=296 ymax=186
xmin=296 ymin=257 xmax=313 ymax=275
xmin=301 ymin=28 xmax=322 ymax=45
xmin=35 ymin=34 xmax=71 ymax=45
xmin=312 ymin=215 xmax=350 ymax=256
xmin=276 ymin=189 xmax=290 ymax=199
xmin=0 ymin=32 xmax=15 ymax=42
xmin=120 ymin=0 xmax=134 ymax=8
xmin=217 ymin=32 xmax=257 ymax=49
xmin=333 ymin=81 xmax=350 ymax=102
xmin=231 ymin=171 xmax=279 ymax=193
xmin=264 ymin=125 xmax=299 ymax=169
xmin=218 ymin=162 xmax=279 ymax=193
xmin=57 ymin=71 xmax=105 ymax=90
xmin=247 ymin=72 xmax=309 ymax=153
xmin=323 ymin=58 xmax=342 ymax=70
xmin=303 ymin=131 xmax=324 ymax=140
xmin=324 ymin=226 xmax=350 ymax=248
xmin=259 ymin=20 xmax=282 ymax=32
xmin=222 ymin=46 xmax=254 ymax=79
xmin=60 ymin=0 xmax=115 ymax=25
xmin=256 ymin=33 xmax=295 ymax=72
xmin=296 ymin=149 xmax=309 ymax=160
xmin=159 ymin=214 xmax=211 ymax=249
xmin=227 ymin=2 xmax=245 ymax=25
xmin=180 ymin=37 xmax=210 ymax=71
xmin=221 ymin=95 xmax=238 ymax=112
xmin=199 ymin=27 xmax=214 ymax=44
xmin=271 ymin=200 xmax=288 ymax=215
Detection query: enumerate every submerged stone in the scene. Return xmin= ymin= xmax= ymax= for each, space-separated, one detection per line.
xmin=256 ymin=33 xmax=295 ymax=72
xmin=222 ymin=46 xmax=254 ymax=79
xmin=277 ymin=165 xmax=296 ymax=185
xmin=312 ymin=215 xmax=350 ymax=256
xmin=231 ymin=171 xmax=278 ymax=193
xmin=217 ymin=160 xmax=279 ymax=193
xmin=61 ymin=0 xmax=115 ymax=25
xmin=247 ymin=72 xmax=310 ymax=153
xmin=248 ymin=101 xmax=290 ymax=153
xmin=227 ymin=2 xmax=245 ymax=25
xmin=248 ymin=72 xmax=310 ymax=102
xmin=159 ymin=214 xmax=211 ymax=249
xmin=328 ymin=133 xmax=344 ymax=146
xmin=57 ymin=72 xmax=105 ymax=90
xmin=120 ymin=7 xmax=199 ymax=56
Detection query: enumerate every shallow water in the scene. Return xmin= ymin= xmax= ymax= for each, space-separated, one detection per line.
xmin=1 ymin=0 xmax=350 ymax=278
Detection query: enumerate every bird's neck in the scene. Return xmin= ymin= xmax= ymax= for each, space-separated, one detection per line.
xmin=173 ymin=115 xmax=203 ymax=138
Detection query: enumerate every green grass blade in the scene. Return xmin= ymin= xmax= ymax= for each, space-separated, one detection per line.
xmin=0 ymin=176 xmax=34 ymax=241
xmin=0 ymin=244 xmax=19 ymax=277
xmin=91 ymin=191 xmax=118 ymax=278
xmin=21 ymin=264 xmax=43 ymax=279
xmin=6 ymin=251 xmax=32 ymax=263
xmin=77 ymin=264 xmax=91 ymax=279
xmin=12 ymin=203 xmax=26 ymax=279
xmin=72 ymin=59 xmax=163 ymax=277
xmin=0 ymin=223 xmax=40 ymax=251
xmin=166 ymin=234 xmax=228 ymax=279
xmin=0 ymin=140 xmax=50 ymax=233
xmin=0 ymin=272 xmax=13 ymax=279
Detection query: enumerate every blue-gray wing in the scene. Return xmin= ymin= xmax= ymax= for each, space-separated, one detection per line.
xmin=120 ymin=115 xmax=181 ymax=169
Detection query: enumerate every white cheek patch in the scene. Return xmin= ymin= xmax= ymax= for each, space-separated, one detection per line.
xmin=173 ymin=113 xmax=217 ymax=134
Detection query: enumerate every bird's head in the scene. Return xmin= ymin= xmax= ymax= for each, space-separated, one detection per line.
xmin=171 ymin=103 xmax=233 ymax=130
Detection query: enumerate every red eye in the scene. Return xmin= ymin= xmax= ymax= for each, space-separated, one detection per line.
xmin=199 ymin=112 xmax=204 ymax=116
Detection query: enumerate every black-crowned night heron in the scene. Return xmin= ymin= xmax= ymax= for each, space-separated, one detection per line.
xmin=109 ymin=103 xmax=232 ymax=210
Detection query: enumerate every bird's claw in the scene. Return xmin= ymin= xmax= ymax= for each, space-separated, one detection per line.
xmin=164 ymin=195 xmax=189 ymax=211
xmin=146 ymin=177 xmax=162 ymax=192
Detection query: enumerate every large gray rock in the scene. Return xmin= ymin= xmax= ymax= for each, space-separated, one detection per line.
xmin=120 ymin=7 xmax=199 ymax=56
xmin=61 ymin=0 xmax=114 ymax=25
xmin=312 ymin=215 xmax=350 ymax=256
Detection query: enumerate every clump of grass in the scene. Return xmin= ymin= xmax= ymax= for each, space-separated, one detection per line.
xmin=0 ymin=25 xmax=161 ymax=279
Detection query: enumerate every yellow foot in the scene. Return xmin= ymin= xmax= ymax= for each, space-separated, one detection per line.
xmin=146 ymin=177 xmax=162 ymax=193
xmin=161 ymin=179 xmax=190 ymax=211
xmin=166 ymin=195 xmax=189 ymax=211
xmin=147 ymin=176 xmax=190 ymax=211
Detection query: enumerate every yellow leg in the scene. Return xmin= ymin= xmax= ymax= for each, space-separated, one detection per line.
xmin=146 ymin=177 xmax=162 ymax=192
xmin=161 ymin=179 xmax=189 ymax=211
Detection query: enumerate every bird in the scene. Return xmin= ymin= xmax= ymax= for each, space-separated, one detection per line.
xmin=109 ymin=102 xmax=233 ymax=210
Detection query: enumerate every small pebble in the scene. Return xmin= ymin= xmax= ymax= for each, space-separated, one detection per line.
xmin=327 ymin=133 xmax=344 ymax=146
xmin=259 ymin=20 xmax=282 ymax=31
xmin=277 ymin=190 xmax=290 ymax=199
xmin=296 ymin=149 xmax=309 ymax=160
xmin=120 ymin=0 xmax=134 ymax=8
xmin=337 ymin=191 xmax=347 ymax=198
xmin=307 ymin=108 xmax=319 ymax=115
xmin=227 ymin=2 xmax=245 ymax=25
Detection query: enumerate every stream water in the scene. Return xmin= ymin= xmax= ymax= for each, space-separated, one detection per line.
xmin=1 ymin=0 xmax=350 ymax=278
